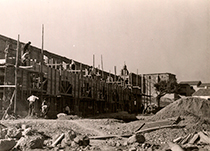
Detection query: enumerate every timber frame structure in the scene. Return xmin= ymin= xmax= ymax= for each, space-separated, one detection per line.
xmin=0 ymin=34 xmax=149 ymax=118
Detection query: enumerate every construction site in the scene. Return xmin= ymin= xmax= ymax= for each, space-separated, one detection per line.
xmin=0 ymin=34 xmax=210 ymax=151
xmin=0 ymin=34 xmax=149 ymax=118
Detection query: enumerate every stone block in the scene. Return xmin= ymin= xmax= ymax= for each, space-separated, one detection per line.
xmin=0 ymin=139 xmax=16 ymax=151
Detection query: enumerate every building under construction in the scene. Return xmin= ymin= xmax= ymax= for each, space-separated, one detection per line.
xmin=0 ymin=34 xmax=152 ymax=118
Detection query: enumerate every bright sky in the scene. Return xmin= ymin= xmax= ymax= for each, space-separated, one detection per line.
xmin=0 ymin=0 xmax=209 ymax=82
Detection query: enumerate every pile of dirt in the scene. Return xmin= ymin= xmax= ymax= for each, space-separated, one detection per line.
xmin=151 ymin=97 xmax=210 ymax=121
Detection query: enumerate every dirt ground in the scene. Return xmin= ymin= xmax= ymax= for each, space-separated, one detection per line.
xmin=1 ymin=98 xmax=210 ymax=150
xmin=1 ymin=113 xmax=210 ymax=151
xmin=1 ymin=114 xmax=144 ymax=151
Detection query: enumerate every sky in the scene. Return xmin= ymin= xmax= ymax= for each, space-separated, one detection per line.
xmin=0 ymin=0 xmax=209 ymax=82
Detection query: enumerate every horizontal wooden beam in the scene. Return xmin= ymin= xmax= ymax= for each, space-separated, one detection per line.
xmin=58 ymin=93 xmax=73 ymax=97
xmin=0 ymin=85 xmax=15 ymax=88
xmin=132 ymin=86 xmax=141 ymax=89
xmin=46 ymin=63 xmax=62 ymax=66
xmin=67 ymin=70 xmax=85 ymax=72
xmin=19 ymin=66 xmax=33 ymax=69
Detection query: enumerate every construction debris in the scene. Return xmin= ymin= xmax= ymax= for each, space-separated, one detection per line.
xmin=171 ymin=130 xmax=210 ymax=151
xmin=0 ymin=96 xmax=209 ymax=151
xmin=0 ymin=138 xmax=16 ymax=151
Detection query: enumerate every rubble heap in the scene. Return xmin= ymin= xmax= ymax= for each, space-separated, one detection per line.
xmin=0 ymin=123 xmax=90 ymax=151
xmin=150 ymin=97 xmax=210 ymax=121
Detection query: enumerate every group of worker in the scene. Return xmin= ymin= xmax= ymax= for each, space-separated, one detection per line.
xmin=27 ymin=94 xmax=73 ymax=117
xmin=27 ymin=94 xmax=49 ymax=118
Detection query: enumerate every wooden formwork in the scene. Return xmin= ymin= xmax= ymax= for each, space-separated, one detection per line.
xmin=0 ymin=34 xmax=145 ymax=118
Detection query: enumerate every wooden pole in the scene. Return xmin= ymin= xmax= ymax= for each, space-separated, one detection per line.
xmin=136 ymin=69 xmax=138 ymax=86
xmin=101 ymin=55 xmax=103 ymax=79
xmin=93 ymin=54 xmax=95 ymax=68
xmin=14 ymin=35 xmax=20 ymax=113
xmin=114 ymin=66 xmax=116 ymax=82
xmin=40 ymin=24 xmax=44 ymax=103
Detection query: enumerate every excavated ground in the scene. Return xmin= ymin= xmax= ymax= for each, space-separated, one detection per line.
xmin=0 ymin=97 xmax=210 ymax=151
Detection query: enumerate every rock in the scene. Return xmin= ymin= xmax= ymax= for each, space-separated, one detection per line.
xmin=43 ymin=139 xmax=52 ymax=147
xmin=16 ymin=135 xmax=44 ymax=150
xmin=167 ymin=141 xmax=184 ymax=151
xmin=74 ymin=135 xmax=84 ymax=146
xmin=129 ymin=147 xmax=136 ymax=151
xmin=135 ymin=134 xmax=145 ymax=143
xmin=123 ymin=141 xmax=128 ymax=146
xmin=107 ymin=140 xmax=116 ymax=146
xmin=127 ymin=134 xmax=145 ymax=144
xmin=82 ymin=136 xmax=90 ymax=146
xmin=21 ymin=124 xmax=29 ymax=130
xmin=198 ymin=131 xmax=210 ymax=144
xmin=22 ymin=127 xmax=32 ymax=136
xmin=6 ymin=128 xmax=22 ymax=139
xmin=63 ymin=129 xmax=77 ymax=145
xmin=142 ymin=143 xmax=151 ymax=149
xmin=116 ymin=141 xmax=121 ymax=147
xmin=0 ymin=138 xmax=16 ymax=151
xmin=60 ymin=139 xmax=67 ymax=149
xmin=71 ymin=141 xmax=79 ymax=147
xmin=28 ymin=135 xmax=44 ymax=149
xmin=127 ymin=135 xmax=136 ymax=144
xmin=0 ymin=128 xmax=7 ymax=139
xmin=13 ymin=137 xmax=26 ymax=149
xmin=73 ymin=135 xmax=89 ymax=146
xmin=146 ymin=147 xmax=153 ymax=151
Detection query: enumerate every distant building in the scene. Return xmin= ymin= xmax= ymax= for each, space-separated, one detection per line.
xmin=143 ymin=73 xmax=177 ymax=97
xmin=192 ymin=89 xmax=210 ymax=100
xmin=179 ymin=81 xmax=201 ymax=92
xmin=198 ymin=83 xmax=210 ymax=89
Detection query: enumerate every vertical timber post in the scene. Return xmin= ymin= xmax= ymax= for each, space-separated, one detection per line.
xmin=114 ymin=66 xmax=116 ymax=82
xmin=14 ymin=34 xmax=20 ymax=113
xmin=101 ymin=55 xmax=104 ymax=80
xmin=93 ymin=54 xmax=95 ymax=68
xmin=41 ymin=24 xmax=44 ymax=103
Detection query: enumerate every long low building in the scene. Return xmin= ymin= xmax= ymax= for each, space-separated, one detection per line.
xmin=0 ymin=34 xmax=145 ymax=118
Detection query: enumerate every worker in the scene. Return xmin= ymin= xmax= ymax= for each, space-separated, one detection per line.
xmin=27 ymin=94 xmax=39 ymax=116
xmin=65 ymin=105 xmax=71 ymax=115
xmin=23 ymin=41 xmax=31 ymax=54
xmin=21 ymin=41 xmax=31 ymax=65
xmin=70 ymin=60 xmax=75 ymax=70
xmin=41 ymin=100 xmax=49 ymax=118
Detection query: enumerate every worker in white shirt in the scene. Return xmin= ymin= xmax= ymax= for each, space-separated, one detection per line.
xmin=27 ymin=95 xmax=39 ymax=116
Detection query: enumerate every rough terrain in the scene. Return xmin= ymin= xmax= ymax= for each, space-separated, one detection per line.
xmin=0 ymin=97 xmax=210 ymax=151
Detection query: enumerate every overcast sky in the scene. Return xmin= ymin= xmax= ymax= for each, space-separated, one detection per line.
xmin=0 ymin=0 xmax=209 ymax=82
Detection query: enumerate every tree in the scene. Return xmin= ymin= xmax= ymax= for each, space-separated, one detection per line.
xmin=154 ymin=78 xmax=179 ymax=108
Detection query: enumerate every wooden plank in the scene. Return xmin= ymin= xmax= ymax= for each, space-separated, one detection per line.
xmin=135 ymin=123 xmax=146 ymax=132
xmin=52 ymin=69 xmax=55 ymax=95
xmin=19 ymin=66 xmax=33 ymax=69
xmin=135 ymin=124 xmax=186 ymax=134
xmin=56 ymin=70 xmax=59 ymax=95
xmin=89 ymin=124 xmax=186 ymax=140
xmin=0 ymin=85 xmax=15 ymax=87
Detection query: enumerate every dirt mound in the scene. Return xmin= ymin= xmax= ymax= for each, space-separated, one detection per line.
xmin=151 ymin=97 xmax=210 ymax=120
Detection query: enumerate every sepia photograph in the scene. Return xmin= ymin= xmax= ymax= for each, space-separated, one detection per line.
xmin=0 ymin=0 xmax=209 ymax=150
